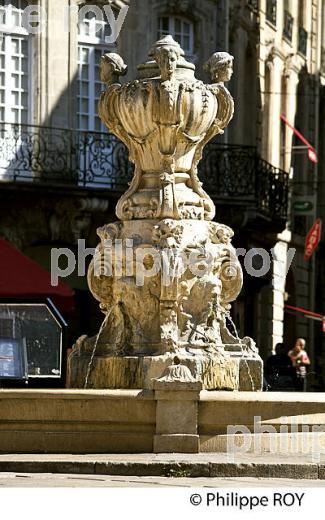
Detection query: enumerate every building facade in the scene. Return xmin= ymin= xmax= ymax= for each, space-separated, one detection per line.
xmin=0 ymin=0 xmax=324 ymax=385
xmin=226 ymin=0 xmax=325 ymax=381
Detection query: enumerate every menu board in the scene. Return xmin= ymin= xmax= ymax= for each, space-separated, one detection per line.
xmin=0 ymin=338 xmax=28 ymax=380
xmin=0 ymin=302 xmax=65 ymax=379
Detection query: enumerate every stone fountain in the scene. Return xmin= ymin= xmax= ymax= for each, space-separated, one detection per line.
xmin=68 ymin=36 xmax=262 ymax=391
xmin=2 ymin=37 xmax=323 ymax=459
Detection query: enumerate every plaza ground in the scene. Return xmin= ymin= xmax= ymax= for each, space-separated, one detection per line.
xmin=1 ymin=472 xmax=325 ymax=487
xmin=1 ymin=453 xmax=325 ymax=482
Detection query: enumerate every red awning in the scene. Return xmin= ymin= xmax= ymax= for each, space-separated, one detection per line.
xmin=0 ymin=238 xmax=75 ymax=313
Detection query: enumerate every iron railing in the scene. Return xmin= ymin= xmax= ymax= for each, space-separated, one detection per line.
xmin=0 ymin=123 xmax=289 ymax=222
xmin=0 ymin=122 xmax=132 ymax=190
xmin=198 ymin=143 xmax=289 ymax=222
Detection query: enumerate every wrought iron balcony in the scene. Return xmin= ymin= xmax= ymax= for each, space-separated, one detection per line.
xmin=198 ymin=143 xmax=289 ymax=224
xmin=0 ymin=122 xmax=132 ymax=190
xmin=0 ymin=123 xmax=289 ymax=226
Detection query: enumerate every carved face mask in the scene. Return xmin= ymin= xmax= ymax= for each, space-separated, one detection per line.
xmin=224 ymin=64 xmax=233 ymax=82
xmin=155 ymin=48 xmax=178 ymax=79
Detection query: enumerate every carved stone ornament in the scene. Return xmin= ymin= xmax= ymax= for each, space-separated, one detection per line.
xmin=98 ymin=35 xmax=234 ymax=222
xmin=165 ymin=0 xmax=194 ymax=15
xmin=156 ymin=356 xmax=198 ymax=383
xmin=69 ymin=36 xmax=262 ymax=391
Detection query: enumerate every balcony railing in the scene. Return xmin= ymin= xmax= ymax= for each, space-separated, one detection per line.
xmin=198 ymin=143 xmax=289 ymax=222
xmin=0 ymin=123 xmax=289 ymax=223
xmin=0 ymin=122 xmax=132 ymax=190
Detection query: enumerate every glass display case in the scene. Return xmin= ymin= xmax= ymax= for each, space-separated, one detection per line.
xmin=0 ymin=300 xmax=66 ymax=383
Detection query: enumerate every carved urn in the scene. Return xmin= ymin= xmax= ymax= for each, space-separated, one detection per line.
xmin=99 ymin=36 xmax=233 ymax=222
xmin=68 ymin=36 xmax=262 ymax=391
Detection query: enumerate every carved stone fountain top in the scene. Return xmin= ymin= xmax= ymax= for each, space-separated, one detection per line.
xmin=99 ymin=35 xmax=234 ymax=222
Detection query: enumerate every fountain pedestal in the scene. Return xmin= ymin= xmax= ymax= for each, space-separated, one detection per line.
xmin=68 ymin=36 xmax=263 ymax=391
xmin=68 ymin=350 xmax=262 ymax=391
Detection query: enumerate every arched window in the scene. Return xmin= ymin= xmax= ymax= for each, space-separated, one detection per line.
xmin=0 ymin=0 xmax=30 ymax=124
xmin=77 ymin=6 xmax=114 ymax=132
xmin=157 ymin=15 xmax=194 ymax=57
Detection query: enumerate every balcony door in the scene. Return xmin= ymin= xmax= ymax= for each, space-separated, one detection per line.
xmin=77 ymin=9 xmax=118 ymax=187
xmin=0 ymin=0 xmax=31 ymax=180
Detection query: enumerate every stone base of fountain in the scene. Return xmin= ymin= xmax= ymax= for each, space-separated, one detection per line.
xmin=0 ymin=389 xmax=324 ymax=455
xmin=67 ymin=350 xmax=262 ymax=391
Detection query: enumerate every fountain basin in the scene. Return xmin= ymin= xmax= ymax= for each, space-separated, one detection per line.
xmin=0 ymin=389 xmax=324 ymax=455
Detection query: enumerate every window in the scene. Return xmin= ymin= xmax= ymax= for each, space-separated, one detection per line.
xmin=158 ymin=16 xmax=194 ymax=57
xmin=0 ymin=0 xmax=30 ymax=124
xmin=280 ymin=75 xmax=287 ymax=171
xmin=78 ymin=9 xmax=113 ymax=132
xmin=248 ymin=0 xmax=258 ymax=11
xmin=78 ymin=44 xmax=106 ymax=132
xmin=298 ymin=0 xmax=307 ymax=55
xmin=77 ymin=6 xmax=119 ymax=187
xmin=266 ymin=0 xmax=277 ymax=26
xmin=298 ymin=27 xmax=308 ymax=55
xmin=283 ymin=10 xmax=294 ymax=42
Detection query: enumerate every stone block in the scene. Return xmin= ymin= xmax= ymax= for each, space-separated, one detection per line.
xmin=156 ymin=400 xmax=198 ymax=435
xmin=238 ymin=356 xmax=263 ymax=391
xmin=154 ymin=434 xmax=200 ymax=453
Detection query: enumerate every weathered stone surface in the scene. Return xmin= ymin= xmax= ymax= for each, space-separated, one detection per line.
xmin=238 ymin=356 xmax=263 ymax=391
xmin=0 ymin=456 xmax=319 ymax=479
xmin=68 ymin=352 xmax=239 ymax=390
xmin=152 ymin=360 xmax=201 ymax=453
xmin=208 ymin=462 xmax=319 ymax=479
xmin=68 ymin=35 xmax=263 ymax=391
xmin=154 ymin=434 xmax=200 ymax=454
xmin=0 ymin=390 xmax=324 ymax=455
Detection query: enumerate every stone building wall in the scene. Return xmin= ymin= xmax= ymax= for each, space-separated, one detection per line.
xmin=31 ymin=0 xmax=225 ymax=129
xmin=226 ymin=0 xmax=325 ymax=363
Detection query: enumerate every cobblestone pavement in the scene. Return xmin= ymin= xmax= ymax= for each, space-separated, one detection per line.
xmin=0 ymin=473 xmax=325 ymax=487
